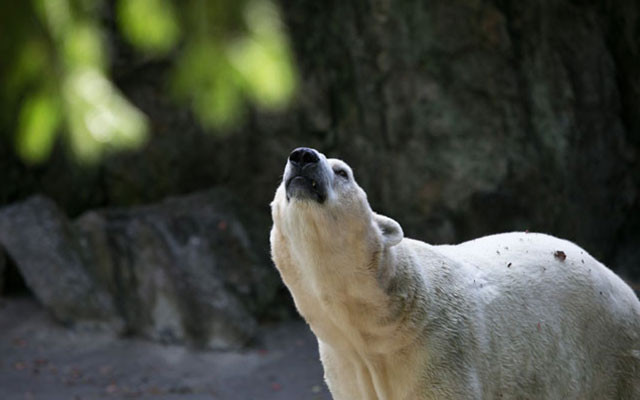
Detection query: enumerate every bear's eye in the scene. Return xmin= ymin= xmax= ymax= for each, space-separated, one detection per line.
xmin=334 ymin=168 xmax=349 ymax=179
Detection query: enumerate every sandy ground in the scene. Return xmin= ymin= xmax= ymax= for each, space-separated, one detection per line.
xmin=0 ymin=297 xmax=331 ymax=400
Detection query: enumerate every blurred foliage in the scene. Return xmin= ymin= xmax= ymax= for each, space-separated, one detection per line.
xmin=0 ymin=0 xmax=297 ymax=164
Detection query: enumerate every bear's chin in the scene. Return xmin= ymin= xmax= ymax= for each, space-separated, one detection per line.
xmin=286 ymin=176 xmax=326 ymax=203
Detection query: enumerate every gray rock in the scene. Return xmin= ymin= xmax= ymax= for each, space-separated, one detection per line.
xmin=75 ymin=189 xmax=279 ymax=349
xmin=0 ymin=196 xmax=122 ymax=331
xmin=0 ymin=191 xmax=279 ymax=349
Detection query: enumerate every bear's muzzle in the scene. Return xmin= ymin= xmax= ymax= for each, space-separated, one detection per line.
xmin=285 ymin=147 xmax=328 ymax=203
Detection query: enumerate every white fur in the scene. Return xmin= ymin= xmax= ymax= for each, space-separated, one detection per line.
xmin=270 ymin=152 xmax=640 ymax=399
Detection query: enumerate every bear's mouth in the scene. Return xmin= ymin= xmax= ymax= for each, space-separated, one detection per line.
xmin=285 ymin=175 xmax=326 ymax=203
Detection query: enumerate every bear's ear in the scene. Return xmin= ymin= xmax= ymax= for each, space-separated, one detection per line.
xmin=374 ymin=213 xmax=403 ymax=247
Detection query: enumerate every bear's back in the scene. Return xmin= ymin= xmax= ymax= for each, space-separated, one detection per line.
xmin=436 ymin=232 xmax=639 ymax=322
xmin=410 ymin=232 xmax=640 ymax=398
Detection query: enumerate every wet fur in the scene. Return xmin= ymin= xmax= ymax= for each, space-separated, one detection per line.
xmin=270 ymin=153 xmax=640 ymax=399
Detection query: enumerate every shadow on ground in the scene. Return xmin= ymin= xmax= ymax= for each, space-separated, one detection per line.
xmin=0 ymin=298 xmax=330 ymax=400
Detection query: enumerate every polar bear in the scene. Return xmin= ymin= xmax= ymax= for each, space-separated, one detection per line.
xmin=270 ymin=147 xmax=640 ymax=399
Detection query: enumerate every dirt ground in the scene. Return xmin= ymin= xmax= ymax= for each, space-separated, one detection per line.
xmin=0 ymin=297 xmax=331 ymax=400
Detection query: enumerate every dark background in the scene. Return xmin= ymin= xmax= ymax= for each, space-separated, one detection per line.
xmin=1 ymin=0 xmax=638 ymax=341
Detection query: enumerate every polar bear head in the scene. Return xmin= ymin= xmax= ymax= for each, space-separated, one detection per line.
xmin=270 ymin=147 xmax=403 ymax=264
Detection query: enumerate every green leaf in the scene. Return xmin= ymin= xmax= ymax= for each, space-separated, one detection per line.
xmin=230 ymin=32 xmax=296 ymax=109
xmin=16 ymin=90 xmax=61 ymax=164
xmin=4 ymin=37 xmax=49 ymax=101
xmin=230 ymin=0 xmax=296 ymax=109
xmin=63 ymin=22 xmax=105 ymax=69
xmin=117 ymin=0 xmax=180 ymax=54
xmin=63 ymin=67 xmax=149 ymax=162
xmin=172 ymin=40 xmax=243 ymax=130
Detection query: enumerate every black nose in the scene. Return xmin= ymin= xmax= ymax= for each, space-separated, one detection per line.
xmin=289 ymin=147 xmax=319 ymax=167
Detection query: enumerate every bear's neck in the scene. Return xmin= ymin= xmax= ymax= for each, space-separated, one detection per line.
xmin=276 ymin=227 xmax=424 ymax=356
